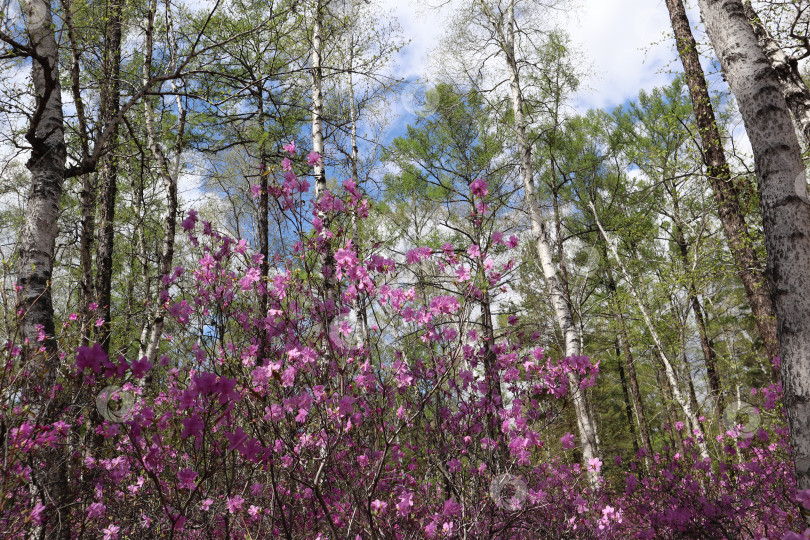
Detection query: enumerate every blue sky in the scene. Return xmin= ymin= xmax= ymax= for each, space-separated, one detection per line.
xmin=365 ymin=0 xmax=752 ymax=163
xmin=381 ymin=0 xmax=691 ymax=113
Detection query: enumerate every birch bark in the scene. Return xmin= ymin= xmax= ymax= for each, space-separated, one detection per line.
xmin=18 ymin=0 xmax=73 ymax=532
xmin=138 ymin=0 xmax=185 ymax=365
xmin=697 ymin=0 xmax=810 ymax=516
xmin=489 ymin=0 xmax=600 ymax=485
xmin=18 ymin=0 xmax=66 ymax=358
xmin=742 ymin=1 xmax=810 ymax=147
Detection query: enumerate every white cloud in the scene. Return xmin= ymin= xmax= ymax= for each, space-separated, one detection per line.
xmin=376 ymin=0 xmax=700 ymax=113
xmin=566 ymin=0 xmax=675 ymax=110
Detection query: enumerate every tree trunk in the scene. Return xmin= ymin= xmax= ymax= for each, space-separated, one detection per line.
xmin=667 ymin=179 xmax=725 ymax=417
xmin=310 ymin=0 xmax=338 ymax=315
xmin=311 ymin=0 xmax=326 ymax=199
xmin=742 ymin=1 xmax=810 ymax=146
xmin=680 ymin=347 xmax=705 ymax=435
xmin=696 ymin=0 xmax=810 ymax=518
xmin=78 ymin=171 xmax=96 ymax=346
xmin=18 ymin=0 xmax=72 ymax=534
xmin=660 ymin=367 xmax=686 ymax=457
xmin=18 ymin=0 xmax=66 ymax=359
xmin=607 ymin=266 xmax=654 ymax=466
xmin=346 ymin=43 xmax=370 ymax=344
xmin=665 ymin=0 xmax=780 ymax=363
xmin=497 ymin=0 xmax=599 ymax=485
xmin=615 ymin=339 xmax=640 ymax=455
xmin=592 ymin=201 xmax=710 ymax=459
xmin=64 ymin=0 xmax=96 ymax=346
xmin=258 ymin=88 xmax=269 ymax=366
xmin=93 ymin=0 xmax=124 ymax=354
xmin=141 ymin=0 xmax=184 ymax=366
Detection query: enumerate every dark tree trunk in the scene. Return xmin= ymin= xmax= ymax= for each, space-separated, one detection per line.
xmin=94 ymin=0 xmax=124 ymax=353
xmin=608 ymin=270 xmax=654 ymax=464
xmin=258 ymin=90 xmax=269 ymax=366
xmin=665 ymin=0 xmax=780 ymax=364
xmin=615 ymin=339 xmax=640 ymax=455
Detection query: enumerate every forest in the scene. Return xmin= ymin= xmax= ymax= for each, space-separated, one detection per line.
xmin=2 ymin=0 xmax=810 ymax=537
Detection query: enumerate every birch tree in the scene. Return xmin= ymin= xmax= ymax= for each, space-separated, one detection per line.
xmin=742 ymin=0 xmax=810 ymax=146
xmin=665 ymin=0 xmax=780 ymax=364
xmin=591 ymin=201 xmax=711 ymax=460
xmin=439 ymin=0 xmax=600 ymax=485
xmin=7 ymin=0 xmax=74 ymax=533
xmin=137 ymin=0 xmax=188 ymax=365
xmin=14 ymin=0 xmax=65 ymax=360
xmin=697 ymin=0 xmax=810 ymax=515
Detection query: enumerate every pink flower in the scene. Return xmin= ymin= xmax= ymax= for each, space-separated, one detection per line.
xmin=102 ymin=524 xmax=120 ymax=540
xmin=87 ymin=502 xmax=106 ymax=519
xmin=239 ymin=267 xmax=261 ymax=291
xmin=507 ymin=235 xmax=519 ymax=248
xmin=405 ymin=247 xmax=432 ymax=264
xmin=470 ymin=178 xmax=489 ymax=198
xmin=561 ymin=432 xmax=575 ymax=450
xmin=178 ymin=468 xmax=198 ymax=490
xmin=76 ymin=343 xmax=107 ymax=374
xmin=131 ymin=357 xmax=153 ymax=379
xmin=30 ymin=502 xmax=46 ymax=525
xmin=455 ymin=266 xmax=470 ymax=282
xmin=250 ymin=184 xmax=262 ymax=198
xmin=307 ymin=151 xmax=321 ymax=166
xmin=429 ymin=296 xmax=460 ymax=315
xmin=181 ymin=415 xmax=204 ymax=443
xmin=281 ymin=157 xmax=292 ymax=171
xmin=283 ymin=140 xmax=296 ymax=155
xmin=397 ymin=491 xmax=414 ymax=516
xmin=588 ymin=457 xmax=602 ymax=473
xmin=181 ymin=209 xmax=198 ymax=231
xmin=226 ymin=495 xmax=245 ymax=514
xmin=200 ymin=498 xmax=213 ymax=511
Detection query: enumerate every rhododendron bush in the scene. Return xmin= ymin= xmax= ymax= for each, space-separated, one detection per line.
xmin=1 ymin=151 xmax=806 ymax=539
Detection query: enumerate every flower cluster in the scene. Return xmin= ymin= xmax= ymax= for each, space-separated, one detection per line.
xmin=0 ymin=147 xmax=802 ymax=539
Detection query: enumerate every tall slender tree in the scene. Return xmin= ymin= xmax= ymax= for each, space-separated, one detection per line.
xmin=697 ymin=0 xmax=810 ymax=518
xmin=665 ymin=0 xmax=779 ymax=364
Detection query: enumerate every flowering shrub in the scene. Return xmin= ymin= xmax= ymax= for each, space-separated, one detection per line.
xmin=0 ymin=147 xmax=805 ymax=539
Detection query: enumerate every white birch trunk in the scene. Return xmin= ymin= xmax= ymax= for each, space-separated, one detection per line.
xmin=19 ymin=0 xmax=72 ymax=533
xmin=490 ymin=0 xmax=600 ymax=486
xmin=742 ymin=1 xmax=810 ymax=147
xmin=311 ymin=0 xmax=326 ymax=199
xmin=591 ymin=202 xmax=712 ymax=460
xmin=697 ymin=0 xmax=810 ymax=518
xmin=139 ymin=0 xmax=185 ymax=365
xmin=18 ymin=0 xmax=66 ymax=359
